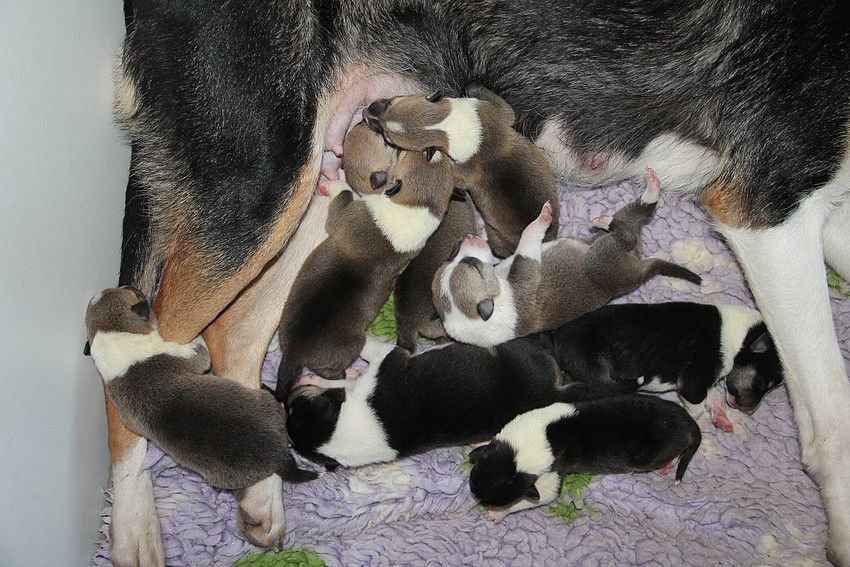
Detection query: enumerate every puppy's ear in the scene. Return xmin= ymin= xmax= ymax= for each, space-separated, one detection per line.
xmin=426 ymin=90 xmax=444 ymax=102
xmin=430 ymin=309 xmax=441 ymax=321
xmin=131 ymin=300 xmax=150 ymax=321
xmin=477 ymin=298 xmax=495 ymax=321
xmin=468 ymin=444 xmax=493 ymax=464
xmin=450 ymin=187 xmax=468 ymax=202
xmin=370 ymin=171 xmax=388 ymax=189
xmin=385 ymin=180 xmax=402 ymax=197
xmin=748 ymin=332 xmax=770 ymax=354
xmin=524 ymin=484 xmax=540 ymax=501
xmin=83 ymin=341 xmax=91 ymax=356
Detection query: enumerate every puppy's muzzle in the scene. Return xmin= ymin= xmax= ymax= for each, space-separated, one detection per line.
xmin=363 ymin=99 xmax=390 ymax=133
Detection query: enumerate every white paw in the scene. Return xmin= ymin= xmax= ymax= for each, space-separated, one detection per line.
xmin=641 ymin=167 xmax=661 ymax=204
xmin=110 ymin=470 xmax=164 ymax=567
xmin=236 ymin=474 xmax=285 ymax=548
xmin=483 ymin=507 xmax=509 ymax=524
xmin=326 ymin=179 xmax=352 ymax=200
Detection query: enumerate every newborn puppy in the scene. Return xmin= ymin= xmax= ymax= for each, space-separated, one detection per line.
xmin=468 ymin=398 xmax=701 ymax=523
xmin=393 ymin=194 xmax=478 ymax=351
xmin=275 ymin=148 xmax=455 ymax=401
xmin=433 ymin=169 xmax=701 ymax=347
xmin=339 ymin=121 xmax=397 ymax=195
xmin=364 ymin=86 xmax=558 ymax=258
xmin=285 ymin=337 xmax=638 ymax=468
xmin=84 ymin=287 xmax=316 ymax=490
xmin=547 ymin=302 xmax=785 ymax=431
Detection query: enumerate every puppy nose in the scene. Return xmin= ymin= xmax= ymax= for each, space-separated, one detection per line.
xmin=363 ymin=99 xmax=390 ymax=132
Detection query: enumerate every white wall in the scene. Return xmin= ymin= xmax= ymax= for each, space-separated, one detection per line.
xmin=0 ymin=2 xmax=129 ymax=565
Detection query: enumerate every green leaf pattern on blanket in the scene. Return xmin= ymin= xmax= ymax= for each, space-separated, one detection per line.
xmin=234 ymin=548 xmax=325 ymax=567
xmin=828 ymin=267 xmax=850 ymax=298
xmin=367 ymin=293 xmax=397 ymax=339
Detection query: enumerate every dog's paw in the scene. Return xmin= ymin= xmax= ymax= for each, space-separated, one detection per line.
xmin=539 ymin=201 xmax=553 ymax=225
xmin=110 ymin=470 xmax=165 ymax=567
xmin=656 ymin=460 xmax=676 ymax=477
xmin=483 ymin=507 xmax=509 ymax=524
xmin=641 ymin=167 xmax=661 ymax=205
xmin=591 ymin=215 xmax=613 ymax=230
xmin=236 ymin=475 xmax=286 ymax=548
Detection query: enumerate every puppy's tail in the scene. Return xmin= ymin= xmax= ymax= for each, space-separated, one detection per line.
xmin=675 ymin=423 xmax=702 ymax=483
xmin=644 ymin=260 xmax=702 ymax=286
xmin=275 ymin=355 xmax=302 ymax=404
xmin=277 ymin=450 xmax=319 ymax=484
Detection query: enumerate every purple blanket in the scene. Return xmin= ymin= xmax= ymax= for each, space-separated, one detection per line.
xmin=93 ymin=180 xmax=849 ymax=566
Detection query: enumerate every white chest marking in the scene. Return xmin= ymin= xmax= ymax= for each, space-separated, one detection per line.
xmin=716 ymin=305 xmax=763 ymax=377
xmin=427 ymin=98 xmax=482 ymax=164
xmin=497 ymin=403 xmax=577 ymax=475
xmin=91 ymin=331 xmax=196 ymax=383
xmin=363 ymin=195 xmax=441 ymax=253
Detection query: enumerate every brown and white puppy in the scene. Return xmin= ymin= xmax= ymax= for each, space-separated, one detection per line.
xmin=432 ymin=169 xmax=702 ymax=347
xmin=393 ymin=194 xmax=478 ymax=351
xmin=364 ymin=86 xmax=559 ymax=258
xmin=84 ymin=287 xmax=316 ymax=490
xmin=338 ymin=121 xmax=397 ymax=196
xmin=275 ymin=148 xmax=455 ymax=401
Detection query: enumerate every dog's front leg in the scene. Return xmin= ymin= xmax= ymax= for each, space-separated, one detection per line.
xmin=202 ymin=196 xmax=329 ymax=547
xmin=105 ymin=390 xmax=165 ymax=567
xmin=823 ymin=196 xmax=850 ymax=283
xmin=718 ymin=193 xmax=850 ymax=564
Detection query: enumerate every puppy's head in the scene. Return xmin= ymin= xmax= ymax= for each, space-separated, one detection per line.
xmin=379 ymin=147 xmax=454 ymax=213
xmin=363 ymin=92 xmax=482 ymax=162
xmin=84 ymin=286 xmax=156 ymax=351
xmin=285 ymin=387 xmax=344 ymax=453
xmin=468 ymin=441 xmax=540 ymax=507
xmin=341 ymin=121 xmax=397 ymax=195
xmin=725 ymin=324 xmax=784 ymax=414
xmin=432 ymin=234 xmax=500 ymax=322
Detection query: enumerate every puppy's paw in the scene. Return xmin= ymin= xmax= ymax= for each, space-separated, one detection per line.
xmin=641 ymin=167 xmax=661 ymax=205
xmin=110 ymin=470 xmax=165 ymax=567
xmin=656 ymin=460 xmax=676 ymax=477
xmin=325 ymin=180 xmax=352 ymax=200
xmin=591 ymin=215 xmax=613 ymax=230
xmin=539 ymin=201 xmax=553 ymax=225
xmin=483 ymin=507 xmax=509 ymax=524
xmin=236 ymin=475 xmax=286 ymax=548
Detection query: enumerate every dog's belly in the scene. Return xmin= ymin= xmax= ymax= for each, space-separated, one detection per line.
xmin=536 ymin=119 xmax=721 ymax=193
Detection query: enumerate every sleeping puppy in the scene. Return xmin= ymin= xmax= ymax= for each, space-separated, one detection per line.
xmin=84 ymin=287 xmax=316 ymax=490
xmin=285 ymin=337 xmax=638 ymax=468
xmin=468 ymin=398 xmax=701 ymax=523
xmin=393 ymin=194 xmax=478 ymax=351
xmin=275 ymin=148 xmax=455 ymax=401
xmin=338 ymin=121 xmax=397 ymax=195
xmin=432 ymin=169 xmax=701 ymax=347
xmin=364 ymin=86 xmax=558 ymax=258
xmin=546 ymin=302 xmax=785 ymax=431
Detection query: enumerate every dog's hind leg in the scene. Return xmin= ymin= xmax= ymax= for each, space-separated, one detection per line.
xmin=200 ymin=196 xmax=329 ymax=548
xmin=823 ymin=196 xmax=850 ymax=283
xmin=717 ymin=190 xmax=850 ymax=564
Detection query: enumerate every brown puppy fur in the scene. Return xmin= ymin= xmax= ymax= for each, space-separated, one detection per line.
xmin=341 ymin=121 xmax=397 ymax=195
xmin=275 ymin=149 xmax=455 ymax=401
xmin=85 ymin=287 xmax=316 ymax=490
xmin=364 ymin=86 xmax=559 ymax=258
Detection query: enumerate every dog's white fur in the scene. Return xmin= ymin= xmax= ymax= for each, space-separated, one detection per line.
xmin=363 ymin=193 xmax=442 ymax=253
xmin=426 ymin=97 xmax=482 ymax=163
xmin=715 ymin=305 xmax=763 ymax=377
xmin=109 ymin=438 xmax=164 ymax=567
xmin=496 ymin=402 xmax=576 ymax=475
xmin=90 ymin=331 xmax=199 ymax=383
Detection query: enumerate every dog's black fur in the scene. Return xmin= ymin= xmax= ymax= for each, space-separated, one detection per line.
xmin=286 ymin=341 xmax=638 ymax=467
xmin=468 ymin=396 xmax=702 ymax=508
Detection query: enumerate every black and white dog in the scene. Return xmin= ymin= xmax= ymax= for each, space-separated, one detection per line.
xmin=112 ymin=1 xmax=850 ymax=563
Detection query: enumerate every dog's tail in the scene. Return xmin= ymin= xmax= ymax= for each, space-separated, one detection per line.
xmin=675 ymin=422 xmax=702 ymax=483
xmin=277 ymin=450 xmax=319 ymax=483
xmin=275 ymin=354 xmax=302 ymax=403
xmin=644 ymin=259 xmax=702 ymax=286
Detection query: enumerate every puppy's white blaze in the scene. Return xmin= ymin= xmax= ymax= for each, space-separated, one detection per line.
xmin=383 ymin=120 xmax=405 ymax=133
xmin=109 ymin=438 xmax=165 ymax=567
xmin=497 ymin=403 xmax=576 ymax=476
xmin=363 ymin=194 xmax=441 ymax=253
xmin=716 ymin=305 xmax=763 ymax=377
xmin=91 ymin=331 xmax=197 ymax=382
xmin=317 ymin=361 xmax=397 ymax=466
xmin=439 ymin=261 xmax=518 ymax=347
xmin=427 ymin=97 xmax=482 ymax=163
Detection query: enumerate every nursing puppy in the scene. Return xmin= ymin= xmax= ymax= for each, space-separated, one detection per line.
xmin=84 ymin=287 xmax=316 ymax=490
xmin=365 ymin=86 xmax=558 ymax=258
xmin=468 ymin=398 xmax=701 ymax=523
xmin=433 ymin=169 xmax=701 ymax=347
xmin=275 ymin=149 xmax=454 ymax=401
xmin=338 ymin=121 xmax=397 ymax=196
xmin=285 ymin=338 xmax=638 ymax=468
xmin=394 ymin=194 xmax=478 ymax=351
xmin=548 ymin=302 xmax=785 ymax=431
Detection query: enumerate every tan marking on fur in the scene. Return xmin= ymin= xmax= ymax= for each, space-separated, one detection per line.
xmin=105 ymin=386 xmax=141 ymax=466
xmin=700 ymin=181 xmax=750 ymax=228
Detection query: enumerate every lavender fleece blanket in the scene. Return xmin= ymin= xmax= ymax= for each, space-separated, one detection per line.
xmin=93 ymin=179 xmax=850 ymax=566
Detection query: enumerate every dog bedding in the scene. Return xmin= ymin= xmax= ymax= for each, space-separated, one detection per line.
xmin=93 ymin=179 xmax=848 ymax=566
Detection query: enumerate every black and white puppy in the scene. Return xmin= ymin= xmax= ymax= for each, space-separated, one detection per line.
xmin=545 ymin=302 xmax=785 ymax=431
xmin=468 ymin=397 xmax=701 ymax=523
xmin=285 ymin=337 xmax=637 ymax=468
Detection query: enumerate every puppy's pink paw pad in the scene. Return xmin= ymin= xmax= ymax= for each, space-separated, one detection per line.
xmin=656 ymin=460 xmax=675 ymax=476
xmin=591 ymin=215 xmax=612 ymax=230
xmin=484 ymin=509 xmax=508 ymax=524
xmin=712 ymin=413 xmax=735 ymax=433
xmin=539 ymin=201 xmax=553 ymax=224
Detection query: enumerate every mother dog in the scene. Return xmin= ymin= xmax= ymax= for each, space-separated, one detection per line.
xmin=111 ymin=1 xmax=850 ymax=564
